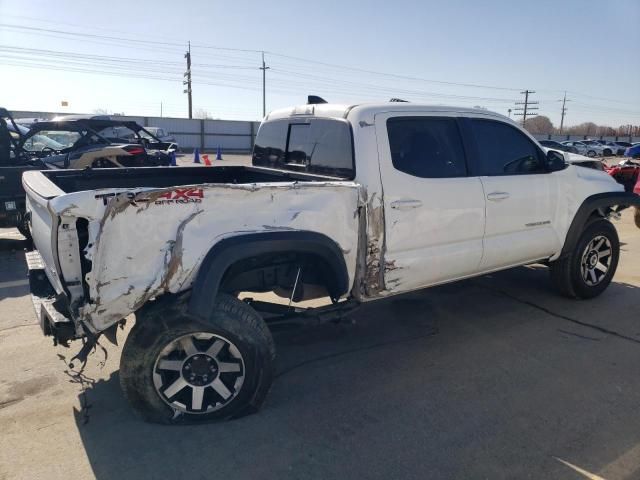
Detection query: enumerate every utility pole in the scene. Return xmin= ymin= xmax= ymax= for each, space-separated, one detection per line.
xmin=260 ymin=51 xmax=270 ymax=117
xmin=558 ymin=91 xmax=570 ymax=134
xmin=160 ymin=101 xmax=163 ymax=118
xmin=184 ymin=41 xmax=193 ymax=119
xmin=514 ymin=90 xmax=538 ymax=127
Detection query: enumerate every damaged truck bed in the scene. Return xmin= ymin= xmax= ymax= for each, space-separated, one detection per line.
xmin=22 ymin=100 xmax=640 ymax=423
xmin=24 ymin=165 xmax=362 ymax=335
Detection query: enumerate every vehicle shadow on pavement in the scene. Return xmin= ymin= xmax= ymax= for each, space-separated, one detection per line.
xmin=71 ymin=266 xmax=640 ymax=480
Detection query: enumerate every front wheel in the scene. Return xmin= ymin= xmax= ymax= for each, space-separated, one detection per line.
xmin=586 ymin=150 xmax=597 ymax=157
xmin=550 ymin=218 xmax=619 ymax=299
xmin=120 ymin=294 xmax=275 ymax=424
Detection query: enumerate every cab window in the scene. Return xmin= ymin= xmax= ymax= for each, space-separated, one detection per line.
xmin=470 ymin=119 xmax=545 ymax=175
xmin=386 ymin=117 xmax=468 ymax=178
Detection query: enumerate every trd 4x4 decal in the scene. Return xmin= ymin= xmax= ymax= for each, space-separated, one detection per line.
xmin=157 ymin=188 xmax=204 ymax=203
xmin=95 ymin=188 xmax=204 ymax=206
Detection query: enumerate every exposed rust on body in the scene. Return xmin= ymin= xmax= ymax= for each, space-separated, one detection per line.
xmin=363 ymin=192 xmax=386 ymax=296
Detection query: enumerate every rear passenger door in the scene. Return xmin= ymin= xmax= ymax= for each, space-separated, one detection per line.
xmin=375 ymin=113 xmax=486 ymax=292
xmin=465 ymin=118 xmax=561 ymax=270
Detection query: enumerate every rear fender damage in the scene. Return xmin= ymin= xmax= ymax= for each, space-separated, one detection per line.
xmin=58 ymin=181 xmax=360 ymax=333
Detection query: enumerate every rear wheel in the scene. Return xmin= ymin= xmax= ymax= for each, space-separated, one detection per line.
xmin=550 ymin=218 xmax=619 ymax=299
xmin=586 ymin=150 xmax=597 ymax=157
xmin=120 ymin=294 xmax=275 ymax=424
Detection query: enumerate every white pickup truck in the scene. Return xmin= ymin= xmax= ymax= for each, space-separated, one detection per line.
xmin=23 ymin=100 xmax=639 ymax=424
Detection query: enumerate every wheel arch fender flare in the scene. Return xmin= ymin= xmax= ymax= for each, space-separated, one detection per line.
xmin=188 ymin=230 xmax=350 ymax=319
xmin=560 ymin=191 xmax=640 ymax=257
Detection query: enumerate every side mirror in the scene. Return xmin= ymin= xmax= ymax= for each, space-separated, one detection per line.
xmin=546 ymin=150 xmax=567 ymax=172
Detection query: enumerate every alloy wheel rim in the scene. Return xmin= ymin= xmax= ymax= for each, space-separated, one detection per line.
xmin=153 ymin=332 xmax=245 ymax=414
xmin=580 ymin=235 xmax=613 ymax=286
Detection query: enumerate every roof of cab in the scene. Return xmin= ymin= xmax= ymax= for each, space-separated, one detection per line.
xmin=265 ymin=102 xmax=512 ymax=124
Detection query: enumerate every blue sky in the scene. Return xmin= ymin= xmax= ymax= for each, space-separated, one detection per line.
xmin=1 ymin=0 xmax=638 ymax=127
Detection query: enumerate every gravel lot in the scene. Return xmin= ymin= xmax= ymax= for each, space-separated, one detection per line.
xmin=0 ymin=161 xmax=638 ymax=479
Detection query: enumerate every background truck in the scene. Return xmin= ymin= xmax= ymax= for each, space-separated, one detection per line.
xmin=23 ymin=100 xmax=640 ymax=424
xmin=0 ymin=108 xmax=43 ymax=236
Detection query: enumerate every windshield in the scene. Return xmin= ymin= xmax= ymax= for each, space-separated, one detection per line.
xmin=95 ymin=126 xmax=139 ymax=143
xmin=22 ymin=131 xmax=71 ymax=151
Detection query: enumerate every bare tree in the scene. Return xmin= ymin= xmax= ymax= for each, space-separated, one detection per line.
xmin=194 ymin=108 xmax=212 ymax=120
xmin=524 ymin=115 xmax=554 ymax=134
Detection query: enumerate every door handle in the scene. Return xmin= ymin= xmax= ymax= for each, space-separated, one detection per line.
xmin=390 ymin=199 xmax=423 ymax=210
xmin=487 ymin=191 xmax=510 ymax=201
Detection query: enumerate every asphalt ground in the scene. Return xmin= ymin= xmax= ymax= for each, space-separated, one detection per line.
xmin=0 ymin=159 xmax=639 ymax=479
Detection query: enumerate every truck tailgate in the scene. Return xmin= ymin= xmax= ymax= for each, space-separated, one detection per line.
xmin=22 ymin=171 xmax=67 ymax=295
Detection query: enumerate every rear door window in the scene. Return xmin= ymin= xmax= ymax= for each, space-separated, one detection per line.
xmin=470 ymin=119 xmax=545 ymax=175
xmin=386 ymin=117 xmax=468 ymax=178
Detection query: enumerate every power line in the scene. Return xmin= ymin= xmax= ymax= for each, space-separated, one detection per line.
xmin=266 ymin=52 xmax=523 ymax=92
xmin=2 ymin=22 xmax=638 ymax=123
xmin=0 ymin=23 xmax=525 ymax=93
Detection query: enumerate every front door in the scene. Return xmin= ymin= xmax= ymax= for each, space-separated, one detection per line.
xmin=465 ymin=118 xmax=561 ymax=270
xmin=375 ymin=113 xmax=486 ymax=293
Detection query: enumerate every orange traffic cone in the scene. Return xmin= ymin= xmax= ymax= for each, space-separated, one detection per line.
xmin=202 ymin=154 xmax=211 ymax=166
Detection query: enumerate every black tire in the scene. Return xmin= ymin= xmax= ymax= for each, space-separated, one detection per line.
xmin=587 ymin=150 xmax=597 ymax=157
xmin=634 ymin=208 xmax=640 ymax=229
xmin=550 ymin=218 xmax=619 ymax=299
xmin=120 ymin=294 xmax=275 ymax=424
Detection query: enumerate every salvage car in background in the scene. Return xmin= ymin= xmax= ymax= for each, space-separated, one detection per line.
xmin=613 ymin=141 xmax=632 ymax=154
xmin=100 ymin=122 xmax=179 ymax=153
xmin=20 ymin=119 xmax=173 ymax=168
xmin=539 ymin=140 xmax=578 ymax=153
xmin=1 ymin=110 xmax=175 ymax=236
xmin=624 ymin=144 xmax=640 ymax=159
xmin=595 ymin=140 xmax=625 ymax=155
xmin=143 ymin=127 xmax=178 ymax=150
xmin=606 ymin=159 xmax=640 ymax=192
xmin=0 ymin=108 xmax=44 ymax=236
xmin=562 ymin=140 xmax=610 ymax=157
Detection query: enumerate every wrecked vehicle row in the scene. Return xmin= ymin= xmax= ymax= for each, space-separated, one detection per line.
xmin=0 ymin=108 xmax=176 ymax=233
xmin=23 ymin=100 xmax=640 ymax=423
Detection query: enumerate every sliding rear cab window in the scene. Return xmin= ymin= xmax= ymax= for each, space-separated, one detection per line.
xmin=252 ymin=118 xmax=354 ymax=178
